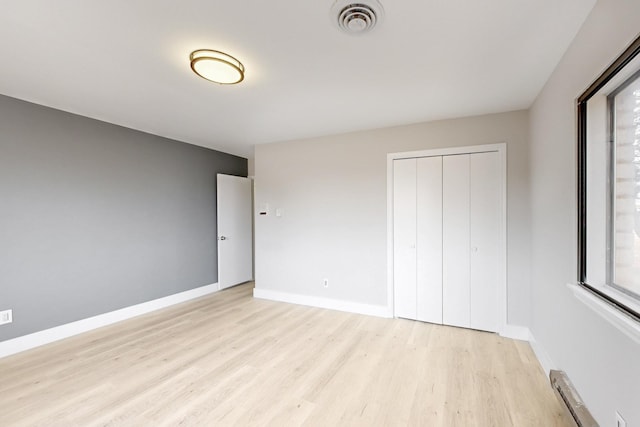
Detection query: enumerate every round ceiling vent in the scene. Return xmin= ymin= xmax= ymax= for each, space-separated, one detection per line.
xmin=331 ymin=0 xmax=384 ymax=35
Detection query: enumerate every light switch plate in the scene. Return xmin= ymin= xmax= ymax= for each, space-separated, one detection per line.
xmin=0 ymin=309 xmax=13 ymax=325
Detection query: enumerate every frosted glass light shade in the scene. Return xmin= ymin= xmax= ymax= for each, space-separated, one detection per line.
xmin=190 ymin=50 xmax=244 ymax=85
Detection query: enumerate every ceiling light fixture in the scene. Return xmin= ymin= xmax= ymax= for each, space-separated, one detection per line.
xmin=189 ymin=49 xmax=245 ymax=85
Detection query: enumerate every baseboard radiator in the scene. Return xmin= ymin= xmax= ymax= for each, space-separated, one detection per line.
xmin=550 ymin=370 xmax=598 ymax=427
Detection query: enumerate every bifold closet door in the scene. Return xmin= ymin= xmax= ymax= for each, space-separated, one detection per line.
xmin=416 ymin=156 xmax=443 ymax=323
xmin=393 ymin=151 xmax=500 ymax=332
xmin=442 ymin=154 xmax=471 ymax=329
xmin=441 ymin=152 xmax=501 ymax=331
xmin=393 ymin=157 xmax=443 ymax=322
xmin=393 ymin=158 xmax=417 ymax=320
xmin=469 ymin=152 xmax=501 ymax=332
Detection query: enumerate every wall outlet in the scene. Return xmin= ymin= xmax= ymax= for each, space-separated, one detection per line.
xmin=616 ymin=411 xmax=627 ymax=427
xmin=0 ymin=309 xmax=12 ymax=325
xmin=323 ymin=278 xmax=329 ymax=288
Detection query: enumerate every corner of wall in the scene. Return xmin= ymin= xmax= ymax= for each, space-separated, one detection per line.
xmin=527 ymin=329 xmax=556 ymax=376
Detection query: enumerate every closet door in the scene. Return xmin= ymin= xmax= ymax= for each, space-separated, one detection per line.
xmin=392 ymin=149 xmax=502 ymax=333
xmin=442 ymin=154 xmax=471 ymax=329
xmin=393 ymin=158 xmax=417 ymax=320
xmin=416 ymin=156 xmax=443 ymax=323
xmin=469 ymin=152 xmax=501 ymax=332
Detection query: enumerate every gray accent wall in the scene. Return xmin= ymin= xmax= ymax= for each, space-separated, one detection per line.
xmin=0 ymin=94 xmax=247 ymax=341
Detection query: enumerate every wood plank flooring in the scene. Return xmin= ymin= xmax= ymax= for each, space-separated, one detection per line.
xmin=0 ymin=283 xmax=572 ymax=426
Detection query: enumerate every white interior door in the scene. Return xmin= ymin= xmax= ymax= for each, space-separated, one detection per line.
xmin=217 ymin=174 xmax=253 ymax=290
xmin=442 ymin=154 xmax=471 ymax=329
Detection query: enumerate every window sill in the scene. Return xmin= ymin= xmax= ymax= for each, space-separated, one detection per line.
xmin=568 ymin=283 xmax=640 ymax=344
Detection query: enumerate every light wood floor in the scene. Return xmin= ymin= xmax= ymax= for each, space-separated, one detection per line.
xmin=0 ymin=283 xmax=572 ymax=426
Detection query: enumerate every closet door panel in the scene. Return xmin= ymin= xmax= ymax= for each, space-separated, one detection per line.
xmin=442 ymin=154 xmax=470 ymax=328
xmin=469 ymin=152 xmax=501 ymax=332
xmin=416 ymin=156 xmax=443 ymax=323
xmin=393 ymin=159 xmax=417 ymax=320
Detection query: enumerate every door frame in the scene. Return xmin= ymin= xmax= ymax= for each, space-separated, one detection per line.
xmin=386 ymin=143 xmax=507 ymax=333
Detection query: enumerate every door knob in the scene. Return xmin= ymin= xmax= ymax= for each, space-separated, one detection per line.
xmin=219 ymin=236 xmax=227 ymax=240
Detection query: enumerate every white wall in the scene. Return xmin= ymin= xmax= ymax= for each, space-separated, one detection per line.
xmin=254 ymin=111 xmax=531 ymax=327
xmin=529 ymin=0 xmax=640 ymax=425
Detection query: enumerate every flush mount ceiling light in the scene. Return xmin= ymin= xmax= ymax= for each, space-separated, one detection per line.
xmin=189 ymin=49 xmax=245 ymax=85
xmin=331 ymin=0 xmax=384 ymax=35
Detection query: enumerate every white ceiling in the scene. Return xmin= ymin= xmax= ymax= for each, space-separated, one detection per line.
xmin=0 ymin=1 xmax=595 ymax=158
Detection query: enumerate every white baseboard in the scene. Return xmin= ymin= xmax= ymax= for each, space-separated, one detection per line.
xmin=528 ymin=330 xmax=556 ymax=376
xmin=253 ymin=288 xmax=558 ymax=378
xmin=0 ymin=282 xmax=220 ymax=359
xmin=500 ymin=324 xmax=531 ymax=341
xmin=501 ymin=325 xmax=556 ymax=376
xmin=253 ymin=288 xmax=391 ymax=318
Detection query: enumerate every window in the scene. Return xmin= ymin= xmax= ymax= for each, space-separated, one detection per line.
xmin=609 ymin=75 xmax=640 ymax=299
xmin=578 ymin=35 xmax=640 ymax=321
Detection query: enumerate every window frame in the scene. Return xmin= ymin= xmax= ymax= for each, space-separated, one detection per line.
xmin=577 ymin=34 xmax=640 ymax=323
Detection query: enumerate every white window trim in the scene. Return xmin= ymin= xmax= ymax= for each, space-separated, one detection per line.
xmin=568 ymin=283 xmax=640 ymax=344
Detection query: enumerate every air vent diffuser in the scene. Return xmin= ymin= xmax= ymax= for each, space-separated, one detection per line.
xmin=331 ymin=0 xmax=384 ymax=35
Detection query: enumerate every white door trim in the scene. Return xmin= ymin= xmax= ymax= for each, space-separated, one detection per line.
xmin=386 ymin=143 xmax=508 ymax=335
